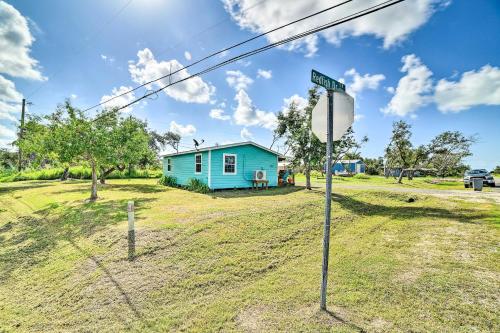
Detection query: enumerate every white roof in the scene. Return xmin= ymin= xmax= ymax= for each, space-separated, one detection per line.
xmin=337 ymin=159 xmax=363 ymax=164
xmin=161 ymin=141 xmax=285 ymax=158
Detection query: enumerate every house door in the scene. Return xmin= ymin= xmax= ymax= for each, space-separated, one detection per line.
xmin=356 ymin=163 xmax=361 ymax=174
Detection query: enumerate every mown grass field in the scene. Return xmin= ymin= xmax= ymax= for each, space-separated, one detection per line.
xmin=0 ymin=179 xmax=498 ymax=332
xmin=295 ymin=174 xmax=476 ymax=190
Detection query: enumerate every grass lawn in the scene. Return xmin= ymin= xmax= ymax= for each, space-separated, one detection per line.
xmin=295 ymin=174 xmax=472 ymax=190
xmin=0 ymin=179 xmax=498 ymax=332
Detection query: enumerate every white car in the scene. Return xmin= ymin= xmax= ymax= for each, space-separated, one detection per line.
xmin=463 ymin=169 xmax=495 ymax=188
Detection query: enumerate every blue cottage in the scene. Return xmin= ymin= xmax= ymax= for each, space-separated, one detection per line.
xmin=332 ymin=159 xmax=366 ymax=175
xmin=162 ymin=141 xmax=284 ymax=190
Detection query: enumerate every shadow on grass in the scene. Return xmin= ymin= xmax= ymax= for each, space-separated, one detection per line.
xmin=324 ymin=310 xmax=366 ymax=333
xmin=0 ymin=197 xmax=156 ymax=281
xmin=312 ymin=190 xmax=490 ymax=225
xmin=67 ymin=238 xmax=143 ymax=321
xmin=210 ymin=185 xmax=305 ymax=199
xmin=51 ymin=182 xmax=168 ymax=195
xmin=0 ymin=182 xmax=52 ymax=194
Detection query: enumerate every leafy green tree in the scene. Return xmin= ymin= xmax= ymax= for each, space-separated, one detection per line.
xmin=385 ymin=121 xmax=433 ymax=183
xmin=428 ymin=131 xmax=476 ymax=178
xmin=99 ymin=116 xmax=152 ymax=184
xmin=0 ymin=149 xmax=18 ymax=171
xmin=363 ymin=157 xmax=384 ymax=175
xmin=275 ymin=86 xmax=324 ymax=189
xmin=45 ymin=101 xmax=120 ymax=200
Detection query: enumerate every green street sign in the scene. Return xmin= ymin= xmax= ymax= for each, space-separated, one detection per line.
xmin=311 ymin=69 xmax=345 ymax=92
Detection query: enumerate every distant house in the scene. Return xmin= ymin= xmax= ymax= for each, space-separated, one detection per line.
xmin=332 ymin=159 xmax=366 ymax=175
xmin=162 ymin=141 xmax=285 ymax=190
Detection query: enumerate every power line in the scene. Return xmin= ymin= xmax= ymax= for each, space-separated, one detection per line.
xmin=83 ymin=0 xmax=353 ymax=112
xmin=112 ymin=0 xmax=405 ymax=114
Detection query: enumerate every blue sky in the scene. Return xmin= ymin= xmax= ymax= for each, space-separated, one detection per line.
xmin=1 ymin=0 xmax=499 ymax=169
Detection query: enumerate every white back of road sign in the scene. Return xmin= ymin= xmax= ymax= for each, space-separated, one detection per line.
xmin=311 ymin=91 xmax=354 ymax=142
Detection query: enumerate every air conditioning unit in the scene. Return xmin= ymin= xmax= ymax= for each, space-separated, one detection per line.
xmin=254 ymin=170 xmax=267 ymax=180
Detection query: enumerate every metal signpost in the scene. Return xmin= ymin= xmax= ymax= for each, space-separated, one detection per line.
xmin=311 ymin=69 xmax=354 ymax=311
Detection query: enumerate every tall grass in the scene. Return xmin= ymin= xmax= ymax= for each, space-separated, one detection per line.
xmin=0 ymin=166 xmax=162 ymax=183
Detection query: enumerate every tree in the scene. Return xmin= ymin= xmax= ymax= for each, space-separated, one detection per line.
xmin=0 ymin=149 xmax=17 ymax=171
xmin=163 ymin=131 xmax=181 ymax=153
xmin=98 ymin=116 xmax=152 ymax=184
xmin=363 ymin=157 xmax=384 ymax=175
xmin=275 ymin=86 xmax=324 ymax=189
xmin=385 ymin=121 xmax=433 ymax=183
xmin=46 ymin=101 xmax=120 ymax=200
xmin=428 ymin=131 xmax=475 ymax=178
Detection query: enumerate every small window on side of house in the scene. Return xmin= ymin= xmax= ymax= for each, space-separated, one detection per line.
xmin=167 ymin=158 xmax=172 ymax=172
xmin=195 ymin=153 xmax=202 ymax=174
xmin=223 ymin=154 xmax=236 ymax=174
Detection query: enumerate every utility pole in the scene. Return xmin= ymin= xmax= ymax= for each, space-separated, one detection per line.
xmin=18 ymin=98 xmax=26 ymax=172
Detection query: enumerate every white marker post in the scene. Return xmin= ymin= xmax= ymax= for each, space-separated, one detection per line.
xmin=128 ymin=201 xmax=135 ymax=260
xmin=311 ymin=69 xmax=354 ymax=310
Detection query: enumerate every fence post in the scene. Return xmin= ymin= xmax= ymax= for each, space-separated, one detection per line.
xmin=128 ymin=201 xmax=135 ymax=260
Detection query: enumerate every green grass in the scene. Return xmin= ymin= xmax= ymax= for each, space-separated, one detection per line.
xmin=296 ymin=173 xmax=475 ymax=190
xmin=0 ymin=179 xmax=498 ymax=332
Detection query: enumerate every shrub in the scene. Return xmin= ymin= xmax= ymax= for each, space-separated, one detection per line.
xmin=353 ymin=173 xmax=370 ymax=179
xmin=186 ymin=178 xmax=210 ymax=194
xmin=310 ymin=170 xmax=325 ymax=179
xmin=159 ymin=175 xmax=177 ymax=187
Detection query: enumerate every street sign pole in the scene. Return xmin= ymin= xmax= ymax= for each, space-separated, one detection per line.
xmin=320 ymin=90 xmax=334 ymax=310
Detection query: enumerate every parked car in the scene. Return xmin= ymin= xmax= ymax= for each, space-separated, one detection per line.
xmin=463 ymin=169 xmax=496 ymax=188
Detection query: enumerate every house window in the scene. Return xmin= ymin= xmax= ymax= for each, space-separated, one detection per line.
xmin=195 ymin=153 xmax=202 ymax=174
xmin=167 ymin=158 xmax=172 ymax=172
xmin=223 ymin=154 xmax=237 ymax=174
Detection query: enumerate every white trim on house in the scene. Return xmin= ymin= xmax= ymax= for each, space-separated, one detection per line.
xmin=208 ymin=150 xmax=212 ymax=188
xmin=194 ymin=153 xmax=202 ymax=174
xmin=223 ymin=153 xmax=237 ymax=175
xmin=161 ymin=141 xmax=285 ymax=159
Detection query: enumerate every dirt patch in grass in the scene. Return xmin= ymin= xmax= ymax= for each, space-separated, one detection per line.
xmin=236 ymin=305 xmax=273 ymax=332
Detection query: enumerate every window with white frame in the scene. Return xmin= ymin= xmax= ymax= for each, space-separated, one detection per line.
xmin=195 ymin=153 xmax=202 ymax=173
xmin=223 ymin=154 xmax=236 ymax=174
xmin=167 ymin=158 xmax=172 ymax=172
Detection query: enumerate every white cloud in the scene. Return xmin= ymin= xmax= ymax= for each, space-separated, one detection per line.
xmin=354 ymin=114 xmax=365 ymax=122
xmin=226 ymin=70 xmax=253 ymax=91
xmin=344 ymin=68 xmax=385 ymax=99
xmin=240 ymin=127 xmax=254 ymax=140
xmin=257 ymin=69 xmax=272 ymax=79
xmin=169 ymin=121 xmax=196 ymax=137
xmin=282 ymin=94 xmax=308 ymax=114
xmin=101 ymin=54 xmax=115 ymax=63
xmin=223 ymin=0 xmax=448 ymax=56
xmin=0 ymin=1 xmax=45 ymax=80
xmin=209 ymin=108 xmax=230 ymax=121
xmin=0 ymin=123 xmax=16 ymax=148
xmin=434 ymin=65 xmax=500 ymax=112
xmin=70 ymin=94 xmax=78 ymax=99
xmin=0 ymin=75 xmax=23 ymax=102
xmin=184 ymin=51 xmax=192 ymax=61
xmin=381 ymin=54 xmax=433 ymax=117
xmin=129 ymin=48 xmax=215 ymax=104
xmin=0 ymin=100 xmax=19 ymax=122
xmin=233 ymin=89 xmax=277 ymax=130
xmin=100 ymin=86 xmax=136 ymax=113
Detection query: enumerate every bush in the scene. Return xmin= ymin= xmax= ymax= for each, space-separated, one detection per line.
xmin=0 ymin=166 xmax=163 ymax=182
xmin=310 ymin=170 xmax=325 ymax=178
xmin=353 ymin=173 xmax=370 ymax=179
xmin=159 ymin=175 xmax=177 ymax=187
xmin=186 ymin=178 xmax=210 ymax=194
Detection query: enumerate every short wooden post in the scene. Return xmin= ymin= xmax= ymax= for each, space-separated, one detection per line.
xmin=128 ymin=201 xmax=135 ymax=260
